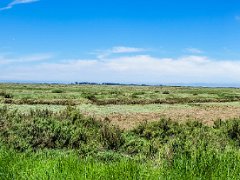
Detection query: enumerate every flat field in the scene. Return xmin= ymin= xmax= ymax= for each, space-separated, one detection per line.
xmin=1 ymin=83 xmax=240 ymax=129
xmin=1 ymin=83 xmax=240 ymax=179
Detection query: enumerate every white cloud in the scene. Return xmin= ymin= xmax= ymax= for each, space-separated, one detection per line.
xmin=111 ymin=46 xmax=145 ymax=53
xmin=185 ymin=48 xmax=203 ymax=54
xmin=1 ymin=54 xmax=240 ymax=86
xmin=0 ymin=53 xmax=53 ymax=64
xmin=0 ymin=0 xmax=39 ymax=11
xmin=96 ymin=46 xmax=147 ymax=59
xmin=16 ymin=53 xmax=54 ymax=62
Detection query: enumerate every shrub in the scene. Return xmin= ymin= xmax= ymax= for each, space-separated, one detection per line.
xmin=131 ymin=94 xmax=138 ymax=99
xmin=100 ymin=123 xmax=125 ymax=150
xmin=83 ymin=94 xmax=97 ymax=102
xmin=0 ymin=91 xmax=13 ymax=98
xmin=51 ymin=89 xmax=64 ymax=93
xmin=162 ymin=91 xmax=170 ymax=94
xmin=227 ymin=120 xmax=240 ymax=145
xmin=0 ymin=107 xmax=101 ymax=151
xmin=0 ymin=91 xmax=6 ymax=96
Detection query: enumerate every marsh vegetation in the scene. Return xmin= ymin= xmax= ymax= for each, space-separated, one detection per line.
xmin=1 ymin=83 xmax=240 ymax=179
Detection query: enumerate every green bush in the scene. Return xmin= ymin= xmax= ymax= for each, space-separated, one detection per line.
xmin=100 ymin=123 xmax=125 ymax=150
xmin=83 ymin=94 xmax=97 ymax=102
xmin=162 ymin=91 xmax=170 ymax=94
xmin=0 ymin=91 xmax=13 ymax=98
xmin=0 ymin=107 xmax=101 ymax=152
xmin=51 ymin=89 xmax=64 ymax=93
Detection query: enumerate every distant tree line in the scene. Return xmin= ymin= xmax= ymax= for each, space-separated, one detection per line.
xmin=72 ymin=82 xmax=156 ymax=86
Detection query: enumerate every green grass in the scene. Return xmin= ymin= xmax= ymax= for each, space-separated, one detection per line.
xmin=2 ymin=83 xmax=240 ymax=106
xmin=1 ymin=83 xmax=240 ymax=179
xmin=1 ymin=146 xmax=240 ymax=179
xmin=1 ymin=106 xmax=240 ymax=178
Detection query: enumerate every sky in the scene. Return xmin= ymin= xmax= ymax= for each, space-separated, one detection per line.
xmin=0 ymin=0 xmax=240 ymax=86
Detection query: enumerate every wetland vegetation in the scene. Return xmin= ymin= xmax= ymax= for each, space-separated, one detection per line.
xmin=1 ymin=83 xmax=240 ymax=179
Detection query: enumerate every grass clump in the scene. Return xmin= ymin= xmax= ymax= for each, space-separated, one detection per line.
xmin=162 ymin=90 xmax=170 ymax=94
xmin=0 ymin=91 xmax=13 ymax=98
xmin=51 ymin=89 xmax=64 ymax=93
xmin=82 ymin=93 xmax=97 ymax=102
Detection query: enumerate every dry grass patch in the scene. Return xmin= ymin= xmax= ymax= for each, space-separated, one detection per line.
xmin=85 ymin=106 xmax=240 ymax=130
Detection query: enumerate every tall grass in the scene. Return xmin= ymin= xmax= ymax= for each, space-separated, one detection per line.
xmin=1 ymin=146 xmax=240 ymax=179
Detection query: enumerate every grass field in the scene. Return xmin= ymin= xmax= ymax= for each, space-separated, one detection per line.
xmin=1 ymin=83 xmax=240 ymax=179
xmin=1 ymin=83 xmax=240 ymax=129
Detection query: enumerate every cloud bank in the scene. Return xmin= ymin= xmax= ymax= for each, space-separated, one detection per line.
xmin=1 ymin=53 xmax=240 ymax=86
xmin=0 ymin=0 xmax=39 ymax=11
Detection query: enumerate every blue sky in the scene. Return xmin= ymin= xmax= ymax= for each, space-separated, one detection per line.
xmin=0 ymin=0 xmax=240 ymax=85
